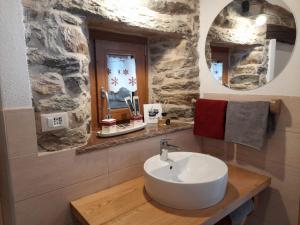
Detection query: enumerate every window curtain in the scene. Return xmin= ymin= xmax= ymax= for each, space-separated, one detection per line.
xmin=107 ymin=55 xmax=137 ymax=93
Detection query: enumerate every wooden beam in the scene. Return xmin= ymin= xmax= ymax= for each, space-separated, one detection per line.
xmin=266 ymin=24 xmax=296 ymax=45
xmin=298 ymin=199 xmax=300 ymax=225
xmin=89 ymin=29 xmax=147 ymax=44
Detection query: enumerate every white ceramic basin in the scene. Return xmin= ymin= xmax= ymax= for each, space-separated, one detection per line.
xmin=144 ymin=152 xmax=228 ymax=210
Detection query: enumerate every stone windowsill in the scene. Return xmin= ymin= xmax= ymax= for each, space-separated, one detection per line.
xmin=76 ymin=121 xmax=193 ymax=154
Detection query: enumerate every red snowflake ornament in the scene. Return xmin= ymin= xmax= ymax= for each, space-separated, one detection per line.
xmin=111 ymin=77 xmax=119 ymax=86
xmin=123 ymin=69 xmax=129 ymax=75
xmin=128 ymin=76 xmax=136 ymax=86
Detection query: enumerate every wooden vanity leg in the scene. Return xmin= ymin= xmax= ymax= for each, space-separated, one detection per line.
xmin=253 ymin=195 xmax=259 ymax=211
xmin=240 ymin=196 xmax=259 ymax=225
xmin=71 ymin=215 xmax=82 ymax=225
xmin=298 ymin=199 xmax=300 ymax=225
xmin=240 ymin=218 xmax=247 ymax=225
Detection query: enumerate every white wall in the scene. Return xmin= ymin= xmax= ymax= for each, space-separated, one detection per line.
xmin=198 ymin=0 xmax=300 ymax=97
xmin=274 ymin=42 xmax=294 ymax=77
xmin=0 ymin=0 xmax=32 ymax=109
xmin=267 ymin=0 xmax=290 ymax=10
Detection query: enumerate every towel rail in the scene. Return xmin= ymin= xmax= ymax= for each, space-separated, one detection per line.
xmin=269 ymin=99 xmax=281 ymax=114
xmin=191 ymin=98 xmax=281 ymax=114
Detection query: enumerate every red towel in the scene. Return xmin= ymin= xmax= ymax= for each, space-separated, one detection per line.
xmin=194 ymin=99 xmax=228 ymax=140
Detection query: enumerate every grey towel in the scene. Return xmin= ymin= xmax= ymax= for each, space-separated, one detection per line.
xmin=225 ymin=101 xmax=270 ymax=150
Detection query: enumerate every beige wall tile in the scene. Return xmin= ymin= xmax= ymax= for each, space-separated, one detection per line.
xmin=5 ymin=93 xmax=300 ymax=225
xmin=265 ymin=130 xmax=300 ymax=169
xmin=0 ymin=200 xmax=3 ymax=225
xmin=10 ymin=128 xmax=201 ymax=221
xmin=108 ymin=137 xmax=159 ymax=173
xmin=10 ymin=148 xmax=109 ymax=202
xmin=236 ymin=146 xmax=300 ymax=184
xmin=251 ymin=187 xmax=299 ymax=225
xmin=266 ymin=172 xmax=300 ymax=225
xmin=201 ymin=137 xmax=235 ymax=161
xmin=108 ymin=164 xmax=144 ymax=187
xmin=14 ymin=175 xmax=108 ymax=225
xmin=245 ymin=214 xmax=277 ymax=225
xmin=3 ymin=108 xmax=37 ymax=158
xmin=167 ymin=129 xmax=202 ymax=153
xmin=0 ymin=111 xmax=15 ymax=225
xmin=108 ymin=144 xmax=141 ymax=173
xmin=244 ymin=214 xmax=263 ymax=225
xmin=202 ymin=138 xmax=227 ymax=160
xmin=265 ymin=162 xmax=300 ymax=199
xmin=108 ymin=129 xmax=202 ymax=187
xmin=275 ymin=97 xmax=300 ymax=131
xmin=231 ymin=159 xmax=300 ymax=225
xmin=139 ymin=139 xmax=161 ymax=163
xmin=108 ymin=129 xmax=202 ymax=174
xmin=203 ymin=93 xmax=300 ymax=225
xmin=236 ymin=145 xmax=268 ymax=170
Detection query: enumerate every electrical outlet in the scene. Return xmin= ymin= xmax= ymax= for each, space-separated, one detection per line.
xmin=41 ymin=113 xmax=69 ymax=132
xmin=47 ymin=116 xmax=64 ymax=128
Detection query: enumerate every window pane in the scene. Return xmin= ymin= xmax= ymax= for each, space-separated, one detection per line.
xmin=106 ymin=54 xmax=137 ymax=109
xmin=211 ymin=61 xmax=223 ymax=83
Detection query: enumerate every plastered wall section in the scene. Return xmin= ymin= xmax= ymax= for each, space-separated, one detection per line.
xmin=0 ymin=0 xmax=32 ymax=109
xmin=0 ymin=1 xmax=32 ymax=223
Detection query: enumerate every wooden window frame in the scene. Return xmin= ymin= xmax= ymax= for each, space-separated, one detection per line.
xmin=211 ymin=46 xmax=230 ymax=86
xmin=89 ymin=30 xmax=148 ymax=132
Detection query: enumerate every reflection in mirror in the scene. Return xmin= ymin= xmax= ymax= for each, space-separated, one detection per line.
xmin=206 ymin=0 xmax=296 ymax=90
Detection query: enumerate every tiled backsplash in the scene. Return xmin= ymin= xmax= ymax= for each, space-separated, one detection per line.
xmin=1 ymin=106 xmax=200 ymax=225
xmin=1 ymin=94 xmax=299 ymax=225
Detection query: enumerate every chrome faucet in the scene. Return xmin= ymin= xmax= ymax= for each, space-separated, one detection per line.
xmin=101 ymin=87 xmax=112 ymax=119
xmin=160 ymin=138 xmax=180 ymax=161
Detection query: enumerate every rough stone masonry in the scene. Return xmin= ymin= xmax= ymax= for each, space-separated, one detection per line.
xmin=22 ymin=0 xmax=200 ymax=151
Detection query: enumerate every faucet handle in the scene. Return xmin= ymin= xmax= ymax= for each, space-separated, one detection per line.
xmin=160 ymin=138 xmax=171 ymax=144
xmin=160 ymin=138 xmax=170 ymax=148
xmin=160 ymin=138 xmax=179 ymax=149
xmin=161 ymin=137 xmax=172 ymax=141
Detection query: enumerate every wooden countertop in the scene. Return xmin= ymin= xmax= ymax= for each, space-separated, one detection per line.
xmin=71 ymin=164 xmax=271 ymax=225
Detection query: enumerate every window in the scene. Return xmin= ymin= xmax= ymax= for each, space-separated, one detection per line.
xmin=211 ymin=46 xmax=229 ymax=86
xmin=89 ymin=30 xmax=148 ymax=131
xmin=106 ymin=54 xmax=137 ymax=109
xmin=211 ymin=61 xmax=223 ymax=83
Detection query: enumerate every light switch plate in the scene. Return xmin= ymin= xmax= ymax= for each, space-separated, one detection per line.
xmin=41 ymin=112 xmax=69 ymax=132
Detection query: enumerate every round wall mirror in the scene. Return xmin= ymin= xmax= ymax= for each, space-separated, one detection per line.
xmin=205 ymin=0 xmax=296 ymax=90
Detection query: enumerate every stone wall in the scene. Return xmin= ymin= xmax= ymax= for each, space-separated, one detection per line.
xmin=206 ymin=0 xmax=295 ymax=90
xmin=22 ymin=0 xmax=200 ymax=151
xmin=229 ymin=43 xmax=269 ymax=89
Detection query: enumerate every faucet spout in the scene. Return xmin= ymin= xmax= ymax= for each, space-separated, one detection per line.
xmin=160 ymin=138 xmax=180 ymax=161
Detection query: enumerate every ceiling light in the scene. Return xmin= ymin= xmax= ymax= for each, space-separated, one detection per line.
xmin=242 ymin=1 xmax=250 ymax=13
xmin=256 ymin=14 xmax=267 ymax=26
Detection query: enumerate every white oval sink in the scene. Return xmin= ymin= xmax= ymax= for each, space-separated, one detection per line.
xmin=144 ymin=152 xmax=228 ymax=210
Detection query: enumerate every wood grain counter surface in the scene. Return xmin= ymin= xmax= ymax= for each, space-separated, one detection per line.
xmin=71 ymin=164 xmax=271 ymax=225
